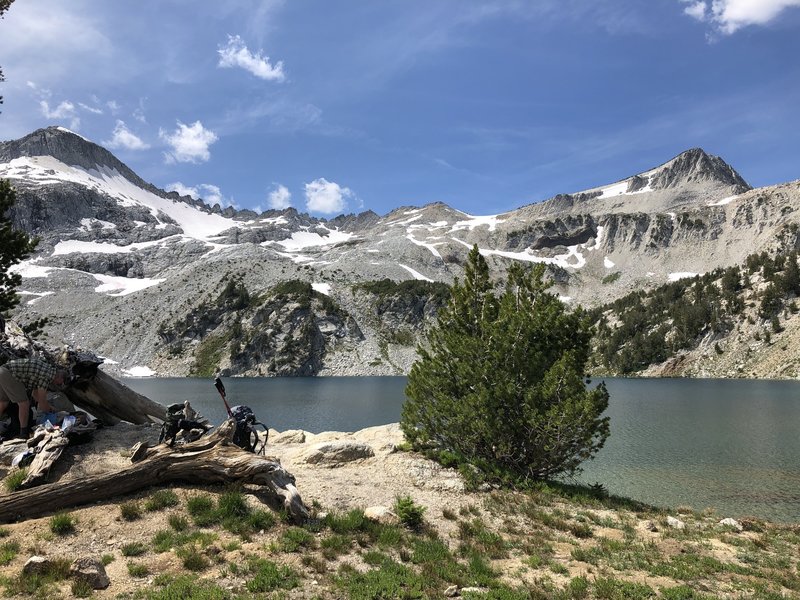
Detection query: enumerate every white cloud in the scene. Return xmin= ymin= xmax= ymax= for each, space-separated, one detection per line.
xmin=78 ymin=102 xmax=103 ymax=115
xmin=217 ymin=34 xmax=285 ymax=81
xmin=304 ymin=178 xmax=353 ymax=214
xmin=166 ymin=182 xmax=234 ymax=208
xmin=104 ymin=120 xmax=150 ymax=150
xmin=267 ymin=184 xmax=292 ymax=209
xmin=680 ymin=0 xmax=800 ymax=33
xmin=106 ymin=100 xmax=120 ymax=114
xmin=159 ymin=120 xmax=218 ymax=164
xmin=682 ymin=1 xmax=708 ymax=20
xmin=39 ymin=99 xmax=80 ymax=130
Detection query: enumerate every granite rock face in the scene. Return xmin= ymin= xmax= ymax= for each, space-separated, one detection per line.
xmin=3 ymin=126 xmax=799 ymax=377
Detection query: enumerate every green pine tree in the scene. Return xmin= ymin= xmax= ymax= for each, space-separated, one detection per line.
xmin=402 ymin=245 xmax=609 ymax=483
xmin=1 ymin=180 xmax=38 ymax=315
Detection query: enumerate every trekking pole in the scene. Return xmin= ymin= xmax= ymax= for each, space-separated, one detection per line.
xmin=214 ymin=377 xmax=234 ymax=418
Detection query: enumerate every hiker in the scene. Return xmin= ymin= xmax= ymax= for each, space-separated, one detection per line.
xmin=0 ymin=357 xmax=67 ymax=440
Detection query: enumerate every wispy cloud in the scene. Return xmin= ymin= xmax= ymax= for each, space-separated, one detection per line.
xmin=304 ymin=178 xmax=353 ymax=214
xmin=39 ymin=99 xmax=80 ymax=130
xmin=166 ymin=182 xmax=235 ymax=208
xmin=78 ymin=102 xmax=103 ymax=115
xmin=679 ymin=0 xmax=800 ymax=34
xmin=267 ymin=184 xmax=292 ymax=209
xmin=218 ymin=34 xmax=285 ymax=81
xmin=159 ymin=120 xmax=218 ymax=164
xmin=104 ymin=120 xmax=149 ymax=150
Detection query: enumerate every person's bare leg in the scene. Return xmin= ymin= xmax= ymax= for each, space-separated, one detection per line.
xmin=18 ymin=399 xmax=30 ymax=437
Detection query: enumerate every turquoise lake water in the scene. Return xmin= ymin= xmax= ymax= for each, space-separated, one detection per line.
xmin=122 ymin=376 xmax=800 ymax=523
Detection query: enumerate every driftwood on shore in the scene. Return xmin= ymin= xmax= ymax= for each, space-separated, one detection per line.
xmin=0 ymin=420 xmax=308 ymax=524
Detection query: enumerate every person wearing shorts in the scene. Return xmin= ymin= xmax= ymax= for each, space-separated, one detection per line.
xmin=0 ymin=358 xmax=66 ymax=439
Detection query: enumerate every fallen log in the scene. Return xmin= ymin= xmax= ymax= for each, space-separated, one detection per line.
xmin=64 ymin=369 xmax=165 ymax=425
xmin=20 ymin=429 xmax=69 ymax=489
xmin=0 ymin=420 xmax=308 ymax=524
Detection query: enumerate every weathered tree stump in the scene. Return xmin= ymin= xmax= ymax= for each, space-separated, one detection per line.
xmin=0 ymin=421 xmax=308 ymax=523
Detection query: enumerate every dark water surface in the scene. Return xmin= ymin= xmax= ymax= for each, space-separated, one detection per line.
xmin=121 ymin=376 xmax=800 ymax=523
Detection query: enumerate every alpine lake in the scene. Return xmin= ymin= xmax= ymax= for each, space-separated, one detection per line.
xmin=122 ymin=376 xmax=800 ymax=524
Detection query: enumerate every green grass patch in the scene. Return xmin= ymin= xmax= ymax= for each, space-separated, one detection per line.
xmin=176 ymin=545 xmax=210 ymax=571
xmin=594 ymin=576 xmax=655 ymax=600
xmin=245 ymin=558 xmax=300 ymax=593
xmin=187 ymin=494 xmax=217 ymax=526
xmin=278 ymin=526 xmax=316 ymax=552
xmin=185 ymin=489 xmax=274 ymax=537
xmin=145 ymin=489 xmax=180 ymax=511
xmin=168 ymin=514 xmax=189 ymax=532
xmin=120 ymin=501 xmax=143 ymax=521
xmin=121 ymin=542 xmax=147 ymax=557
xmin=3 ymin=468 xmax=27 ymax=492
xmin=127 ymin=562 xmax=150 ymax=577
xmin=324 ymin=508 xmax=369 ymax=534
xmin=457 ymin=518 xmax=508 ymax=558
xmin=1 ymin=556 xmax=71 ymax=596
xmin=71 ymin=577 xmax=94 ymax=598
xmin=321 ymin=533 xmax=352 ymax=560
xmin=335 ymin=556 xmax=426 ymax=600
xmin=132 ymin=574 xmax=233 ymax=599
xmin=152 ymin=529 xmax=217 ymax=553
xmin=0 ymin=540 xmax=20 ymax=566
xmin=101 ymin=553 xmax=115 ymax=566
xmin=49 ymin=512 xmax=76 ymax=535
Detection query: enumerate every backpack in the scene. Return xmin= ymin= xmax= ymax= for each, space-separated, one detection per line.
xmin=159 ymin=402 xmax=209 ymax=446
xmin=230 ymin=405 xmax=268 ymax=455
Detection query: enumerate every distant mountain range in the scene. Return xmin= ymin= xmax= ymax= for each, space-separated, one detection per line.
xmin=2 ymin=126 xmax=799 ymax=377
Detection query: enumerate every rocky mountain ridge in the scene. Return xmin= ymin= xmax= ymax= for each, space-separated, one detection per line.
xmin=2 ymin=126 xmax=799 ymax=377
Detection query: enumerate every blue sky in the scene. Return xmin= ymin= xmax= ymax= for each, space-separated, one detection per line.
xmin=1 ymin=0 xmax=798 ymax=217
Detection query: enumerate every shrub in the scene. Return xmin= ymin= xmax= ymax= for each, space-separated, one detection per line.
xmin=402 ymin=247 xmax=609 ymax=483
xmin=394 ymin=496 xmax=426 ymax=529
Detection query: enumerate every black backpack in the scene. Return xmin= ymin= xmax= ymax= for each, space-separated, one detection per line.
xmin=159 ymin=402 xmax=210 ymax=446
xmin=230 ymin=405 xmax=268 ymax=455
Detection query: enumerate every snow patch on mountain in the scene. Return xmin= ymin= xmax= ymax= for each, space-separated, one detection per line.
xmin=708 ymin=195 xmax=739 ymax=206
xmin=399 ymin=264 xmax=433 ymax=282
xmin=312 ymin=283 xmax=331 ymax=295
xmin=669 ymin=272 xmax=700 ymax=282
xmin=406 ymin=234 xmax=443 ymax=258
xmin=18 ymin=291 xmax=54 ymax=305
xmin=450 ymin=213 xmax=504 ymax=232
xmin=92 ymin=274 xmax=165 ymax=296
xmin=267 ymin=228 xmax=353 ymax=251
xmin=122 ymin=366 xmax=156 ymax=377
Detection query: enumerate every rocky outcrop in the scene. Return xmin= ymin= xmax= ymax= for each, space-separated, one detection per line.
xmin=648 ymin=148 xmax=750 ymax=193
